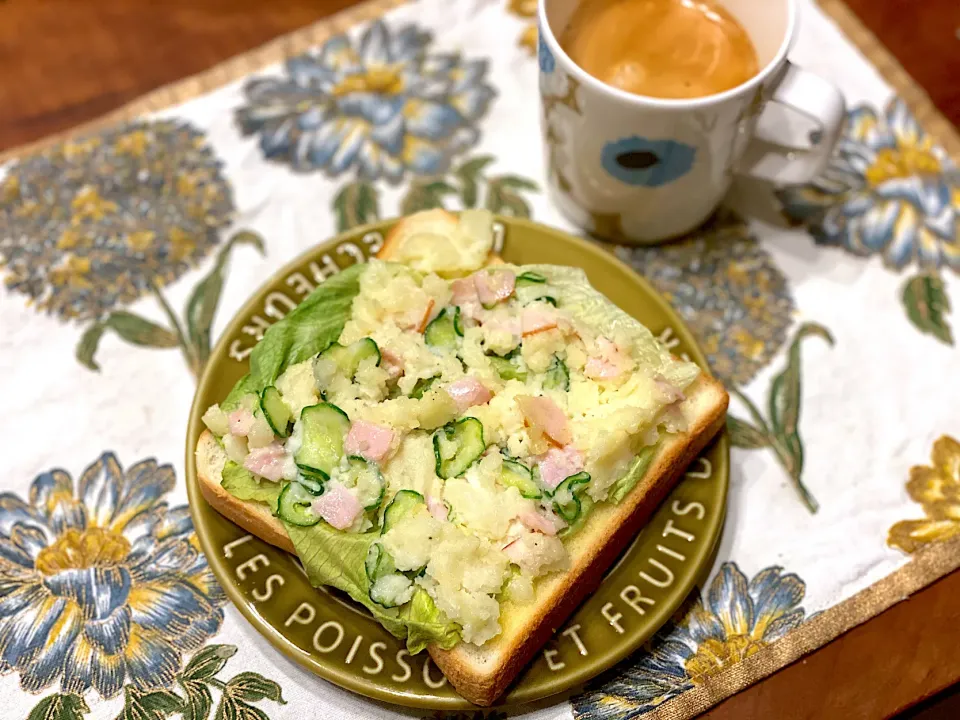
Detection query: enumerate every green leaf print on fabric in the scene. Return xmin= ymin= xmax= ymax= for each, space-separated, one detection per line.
xmin=25 ymin=694 xmax=90 ymax=720
xmin=333 ymin=154 xmax=540 ymax=232
xmin=727 ymin=322 xmax=835 ymax=513
xmin=75 ymin=230 xmax=265 ymax=379
xmin=333 ymin=181 xmax=381 ymax=233
xmin=902 ymin=272 xmax=953 ymax=345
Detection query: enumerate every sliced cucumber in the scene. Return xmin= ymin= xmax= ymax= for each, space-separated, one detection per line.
xmin=552 ymin=472 xmax=591 ymax=523
xmin=500 ymin=458 xmax=541 ymax=499
xmin=534 ymin=296 xmax=558 ymax=307
xmin=424 ymin=307 xmax=462 ymax=349
xmin=516 ymin=271 xmax=547 ymax=286
xmin=433 ymin=417 xmax=485 ymax=479
xmin=409 ymin=375 xmax=437 ymax=399
xmin=318 ymin=338 xmax=381 ymax=378
xmin=277 ymin=482 xmax=320 ymax=526
xmin=341 ymin=456 xmax=385 ymax=511
xmin=259 ymin=386 xmax=291 ymax=437
xmin=489 ymin=355 xmax=528 ymax=382
xmin=365 ymin=542 xmax=397 ymax=582
xmin=369 ymin=573 xmax=415 ymax=608
xmin=382 ymin=489 xmax=426 ymax=533
xmin=296 ymin=473 xmax=325 ymax=495
xmin=543 ymin=356 xmax=570 ymax=392
xmin=294 ymin=403 xmax=349 ymax=479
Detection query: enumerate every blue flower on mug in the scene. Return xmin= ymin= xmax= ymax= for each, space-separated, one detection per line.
xmin=537 ymin=26 xmax=555 ymax=74
xmin=601 ymin=136 xmax=696 ymax=187
xmin=778 ymin=98 xmax=959 ymax=272
xmin=0 ymin=453 xmax=224 ymax=698
xmin=235 ymin=20 xmax=495 ymax=183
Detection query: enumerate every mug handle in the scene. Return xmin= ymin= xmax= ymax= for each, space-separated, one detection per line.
xmin=737 ymin=61 xmax=846 ymax=184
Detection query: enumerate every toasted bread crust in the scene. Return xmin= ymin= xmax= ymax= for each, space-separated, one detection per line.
xmin=195 ymin=375 xmax=728 ymax=705
xmin=378 ymin=209 xmax=502 ymax=268
xmin=196 ymin=432 xmax=295 ymax=554
xmin=427 ymin=374 xmax=728 ymax=704
xmin=199 ymin=215 xmax=728 ymax=705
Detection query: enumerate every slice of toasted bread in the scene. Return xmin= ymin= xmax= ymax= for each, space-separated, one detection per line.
xmin=197 ymin=214 xmax=728 ymax=704
xmin=195 ymin=375 xmax=727 ymax=705
xmin=378 ymin=209 xmax=502 ymax=273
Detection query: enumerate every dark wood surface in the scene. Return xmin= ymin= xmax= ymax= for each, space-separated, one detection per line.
xmin=1 ymin=0 xmax=958 ymax=717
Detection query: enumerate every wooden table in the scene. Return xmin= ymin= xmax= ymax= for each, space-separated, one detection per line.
xmin=1 ymin=0 xmax=958 ymax=717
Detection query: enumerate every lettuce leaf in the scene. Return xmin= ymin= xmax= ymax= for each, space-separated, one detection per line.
xmin=221 ymin=461 xmax=282 ymax=507
xmin=527 ymin=264 xmax=701 ymax=391
xmin=284 ymin=522 xmax=461 ymax=653
xmin=608 ymin=444 xmax=658 ymax=504
xmin=223 ymin=263 xmax=365 ymax=408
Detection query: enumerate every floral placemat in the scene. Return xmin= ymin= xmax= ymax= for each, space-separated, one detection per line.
xmin=1 ymin=1 xmax=958 ymax=719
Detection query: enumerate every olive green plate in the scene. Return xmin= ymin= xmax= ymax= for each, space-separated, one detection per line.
xmin=186 ymin=217 xmax=729 ymax=710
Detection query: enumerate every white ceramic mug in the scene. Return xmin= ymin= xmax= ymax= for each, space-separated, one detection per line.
xmin=538 ymin=0 xmax=846 ymax=243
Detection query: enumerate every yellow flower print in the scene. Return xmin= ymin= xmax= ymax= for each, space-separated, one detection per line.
xmin=888 ymin=435 xmax=960 ymax=553
xmin=0 ymin=119 xmax=234 ymax=322
xmin=508 ymin=0 xmax=539 ymax=55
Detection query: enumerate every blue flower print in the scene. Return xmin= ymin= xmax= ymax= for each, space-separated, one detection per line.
xmin=538 ymin=26 xmax=555 ymax=74
xmin=0 ymin=453 xmax=224 ymax=698
xmin=778 ymin=98 xmax=959 ymax=273
xmin=235 ymin=20 xmax=495 ymax=183
xmin=601 ymin=136 xmax=696 ymax=187
xmin=572 ymin=562 xmax=809 ymax=719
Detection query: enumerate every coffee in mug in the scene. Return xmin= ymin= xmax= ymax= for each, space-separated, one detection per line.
xmin=559 ymin=0 xmax=759 ymax=100
xmin=538 ymin=0 xmax=847 ymax=243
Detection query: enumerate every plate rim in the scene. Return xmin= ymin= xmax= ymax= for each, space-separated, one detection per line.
xmin=185 ymin=215 xmax=729 ymax=709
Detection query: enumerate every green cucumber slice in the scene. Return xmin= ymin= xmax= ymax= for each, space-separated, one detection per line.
xmin=277 ymin=482 xmax=320 ymax=526
xmin=424 ymin=307 xmax=462 ymax=349
xmin=489 ymin=355 xmax=528 ymax=382
xmin=552 ymin=471 xmax=591 ymax=523
xmin=543 ymin=356 xmax=570 ymax=392
xmin=500 ymin=458 xmax=541 ymax=499
xmin=534 ymin=296 xmax=558 ymax=307
xmin=318 ymin=338 xmax=381 ymax=377
xmin=369 ymin=573 xmax=415 ymax=608
xmin=259 ymin=386 xmax=291 ymax=437
xmin=364 ymin=542 xmax=397 ymax=583
xmin=433 ymin=417 xmax=485 ymax=479
xmin=341 ymin=456 xmax=385 ymax=511
xmin=382 ymin=489 xmax=426 ymax=533
xmin=294 ymin=403 xmax=349 ymax=479
xmin=409 ymin=376 xmax=437 ymax=399
xmin=516 ymin=271 xmax=547 ymax=286
xmin=295 ymin=473 xmax=324 ymax=495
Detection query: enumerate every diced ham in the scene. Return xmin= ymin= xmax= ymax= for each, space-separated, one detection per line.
xmin=585 ymin=356 xmax=620 ymax=379
xmin=243 ymin=443 xmax=288 ymax=482
xmin=312 ymin=485 xmax=362 ymax=531
xmin=450 ymin=277 xmax=479 ymax=306
xmin=228 ymin=409 xmax=255 ymax=437
xmin=518 ymin=510 xmax=563 ymax=536
xmin=474 ymin=269 xmax=516 ymax=307
xmin=521 ymin=307 xmax=558 ymax=337
xmin=344 ymin=420 xmax=395 ymax=463
xmin=381 ymin=348 xmax=405 ymax=380
xmin=536 ymin=445 xmax=584 ymax=490
xmin=427 ymin=496 xmax=449 ymax=522
xmin=654 ymin=376 xmax=685 ymax=403
xmin=585 ymin=336 xmax=631 ymax=380
xmin=517 ymin=395 xmax=572 ymax=446
xmin=446 ymin=377 xmax=492 ymax=413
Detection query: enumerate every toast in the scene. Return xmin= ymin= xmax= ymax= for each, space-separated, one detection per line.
xmin=195 ymin=210 xmax=729 ymax=705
